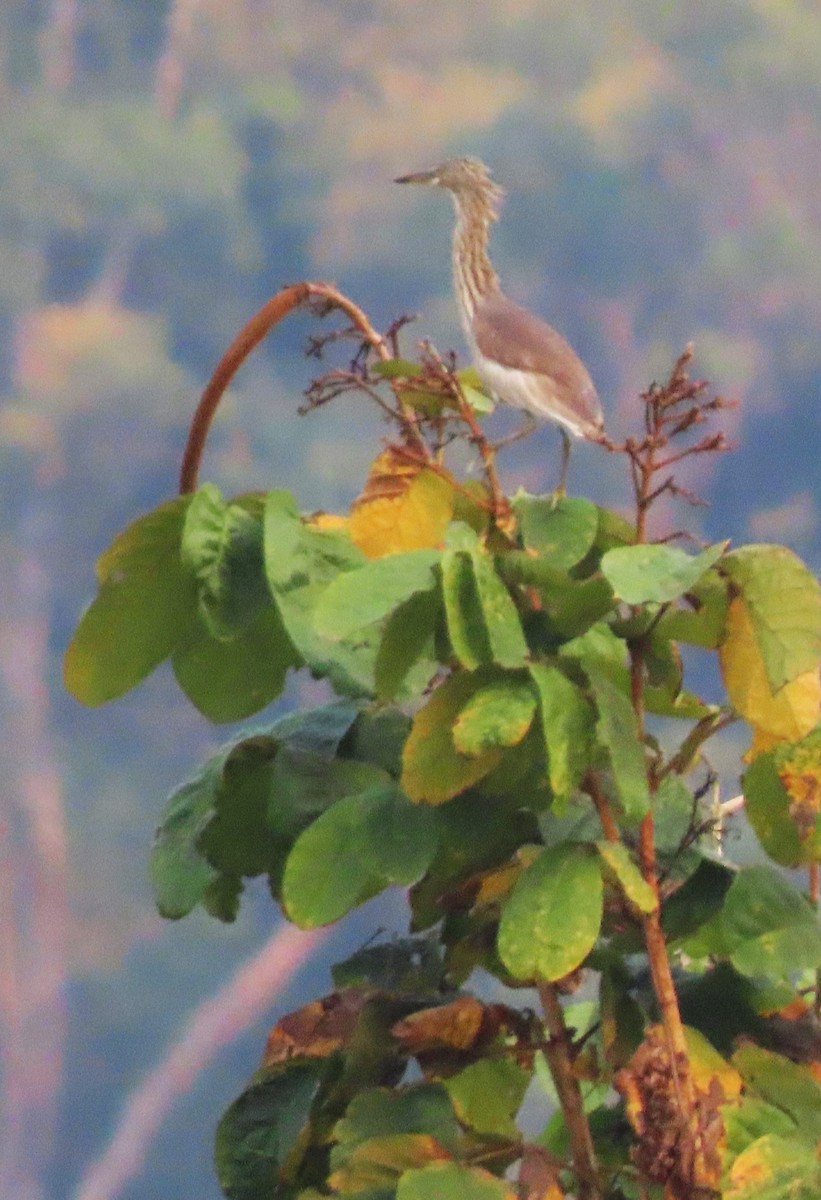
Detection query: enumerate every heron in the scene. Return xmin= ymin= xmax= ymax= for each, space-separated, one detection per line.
xmin=395 ymin=156 xmax=604 ymax=492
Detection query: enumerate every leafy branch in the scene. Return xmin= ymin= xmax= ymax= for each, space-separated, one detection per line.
xmin=67 ymin=288 xmax=821 ymax=1200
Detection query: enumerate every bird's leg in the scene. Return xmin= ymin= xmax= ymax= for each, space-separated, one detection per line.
xmin=553 ymin=428 xmax=572 ymax=502
xmin=490 ymin=410 xmax=538 ymax=450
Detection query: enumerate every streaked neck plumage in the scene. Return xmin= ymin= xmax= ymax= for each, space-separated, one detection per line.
xmin=449 ymin=187 xmax=501 ymax=336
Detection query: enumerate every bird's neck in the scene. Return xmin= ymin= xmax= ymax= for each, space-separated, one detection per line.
xmin=450 ymin=191 xmax=500 ymax=330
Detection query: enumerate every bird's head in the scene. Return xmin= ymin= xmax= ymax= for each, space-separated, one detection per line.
xmin=395 ymin=156 xmax=504 ymax=216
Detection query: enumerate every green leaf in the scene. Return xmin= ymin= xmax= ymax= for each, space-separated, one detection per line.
xmin=150 ymin=702 xmax=362 ymax=920
xmin=331 ymin=1136 xmax=450 ymax=1192
xmin=452 ymin=674 xmax=536 ymax=755
xmin=314 ymin=549 xmax=440 ymax=641
xmin=459 ymin=381 xmax=495 ymax=414
xmin=203 ymin=874 xmax=244 ymax=923
xmin=662 ymin=858 xmax=735 ymax=943
xmin=64 ymin=497 xmax=197 ymax=704
xmin=264 ymin=489 xmax=376 ymax=696
xmin=151 ymin=758 xmax=223 ymax=919
xmin=455 ymin=366 xmax=486 ymax=390
xmin=528 ymin=664 xmax=594 ymax=805
xmin=723 ymin=1132 xmax=821 ymax=1199
xmin=514 ymin=494 xmax=599 ymax=569
xmin=375 ymin=589 xmax=441 ymax=701
xmin=453 ymin=367 xmax=495 ymax=413
xmin=282 ymin=784 xmax=439 ymax=927
xmin=721 ymin=866 xmax=821 ymax=981
xmin=548 ymin=575 xmax=616 ymax=638
xmin=595 ymin=842 xmax=657 ymax=913
xmin=441 ymin=542 xmax=489 ymax=670
xmin=410 ymin=792 xmax=540 ymax=929
xmin=592 ymin=505 xmax=636 ymax=552
xmin=332 ymin=936 xmax=445 ymax=992
xmin=198 ymin=736 xmax=283 ymax=880
xmin=561 ymin=622 xmax=628 ymax=678
xmin=441 ymin=525 xmax=526 ymax=669
xmin=397 ymin=1164 xmax=514 ymax=1200
xmin=732 ymin=1043 xmax=821 ymax=1140
xmin=601 ymin=541 xmax=726 ymax=605
xmin=470 ymin=546 xmax=528 ymax=667
xmin=343 ymin=708 xmax=412 ymax=779
xmin=654 ymin=570 xmax=729 ymax=648
xmin=653 ymin=775 xmax=703 ymax=856
xmin=744 ymin=743 xmax=821 ymax=868
xmin=585 ymin=666 xmax=650 ymax=824
xmin=498 ymin=843 xmax=603 ymax=981
xmin=722 ymin=1096 xmax=798 ymax=1160
xmin=539 ymin=795 xmax=604 ymax=851
xmin=371 ymin=358 xmax=424 ymax=379
xmin=401 ymin=670 xmax=505 ymax=804
xmin=267 ymin=700 xmax=361 ymax=756
xmin=443 ymin=1059 xmax=529 ymax=1137
xmin=267 ymin=750 xmax=383 ymax=839
xmin=333 ymin=1084 xmax=461 ymax=1158
xmin=215 ymin=1061 xmax=327 ymax=1200
xmin=722 ymin=545 xmax=821 ymax=692
xmin=600 ymin=967 xmax=645 ymax=1069
xmin=181 ymin=484 xmax=270 ymax=639
xmin=172 ymin=604 xmax=300 ymax=722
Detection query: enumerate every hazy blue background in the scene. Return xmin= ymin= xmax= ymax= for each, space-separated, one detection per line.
xmin=2 ymin=2 xmax=820 ymax=1197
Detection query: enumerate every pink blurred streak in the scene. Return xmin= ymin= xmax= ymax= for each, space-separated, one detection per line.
xmin=73 ymin=921 xmax=329 ymax=1200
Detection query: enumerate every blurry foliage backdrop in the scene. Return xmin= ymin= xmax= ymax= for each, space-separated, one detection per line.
xmin=1 ymin=2 xmax=819 ymax=1198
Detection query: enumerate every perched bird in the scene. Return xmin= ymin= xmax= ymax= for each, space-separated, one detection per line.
xmin=395 ymin=156 xmax=603 ymax=490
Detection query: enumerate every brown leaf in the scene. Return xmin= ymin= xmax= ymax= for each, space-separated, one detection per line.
xmin=262 ymin=989 xmax=366 ymax=1066
xmin=614 ymin=1024 xmax=727 ymax=1197
xmin=779 ymin=736 xmax=821 ymax=841
xmin=517 ymin=1144 xmax=565 ymax=1200
xmin=391 ymin=995 xmax=486 ymax=1054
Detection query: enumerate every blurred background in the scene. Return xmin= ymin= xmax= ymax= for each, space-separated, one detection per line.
xmin=2 ymin=2 xmax=820 ymax=1197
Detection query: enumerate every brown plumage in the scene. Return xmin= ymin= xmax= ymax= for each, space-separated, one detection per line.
xmin=395 ymin=156 xmax=604 ymax=475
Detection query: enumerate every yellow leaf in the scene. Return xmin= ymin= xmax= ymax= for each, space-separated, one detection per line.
xmin=724 ymin=1133 xmax=821 ymax=1197
xmin=306 ymin=511 xmax=349 ymax=532
xmin=720 ymin=596 xmax=820 ymax=745
xmin=350 ymin=449 xmax=455 ymax=559
xmin=779 ymin=734 xmax=821 ymax=840
xmin=471 ymin=860 xmax=522 ymax=908
xmin=683 ymin=1026 xmax=743 ymax=1104
xmin=401 ymin=671 xmax=503 ymax=804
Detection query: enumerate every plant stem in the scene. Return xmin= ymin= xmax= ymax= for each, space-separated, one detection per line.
xmin=585 ymin=772 xmax=620 ymax=844
xmin=627 ymin=397 xmax=713 ymax=1192
xmin=450 ymin=375 xmax=513 ymax=533
xmin=179 ymin=280 xmax=428 ymax=494
xmin=537 ymin=982 xmax=602 ymax=1200
xmin=179 ymin=283 xmax=310 ymax=492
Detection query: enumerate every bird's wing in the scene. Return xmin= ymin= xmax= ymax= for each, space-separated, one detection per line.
xmin=472 ymin=291 xmax=603 ymax=430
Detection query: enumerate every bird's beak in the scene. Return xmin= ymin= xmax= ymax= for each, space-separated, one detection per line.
xmin=394 ymin=168 xmax=439 ymax=185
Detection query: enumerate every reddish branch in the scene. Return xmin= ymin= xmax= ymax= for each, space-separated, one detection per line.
xmin=537 ymin=982 xmax=602 ymax=1200
xmin=178 ymin=284 xmax=518 ymax=539
xmin=618 ymin=346 xmax=732 ymax=1194
xmin=585 ymin=771 xmax=620 ymax=844
xmin=179 ymin=281 xmax=408 ymax=494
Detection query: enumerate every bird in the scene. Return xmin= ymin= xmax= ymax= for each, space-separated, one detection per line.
xmin=394 ymin=156 xmax=604 ymax=491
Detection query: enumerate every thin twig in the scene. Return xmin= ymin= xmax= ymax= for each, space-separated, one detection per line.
xmin=537 ymin=982 xmax=602 ymax=1200
xmin=179 ymin=280 xmax=432 ymax=493
xmin=585 ymin=772 xmax=620 ymax=844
